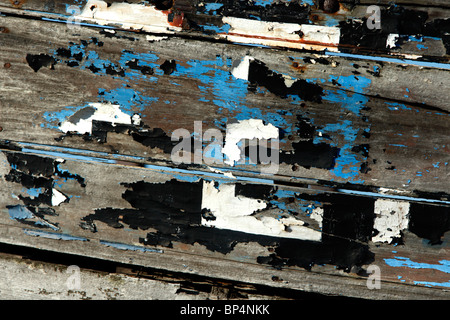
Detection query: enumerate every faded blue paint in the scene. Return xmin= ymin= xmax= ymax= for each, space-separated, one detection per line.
xmin=23 ymin=229 xmax=88 ymax=241
xmin=385 ymin=102 xmax=412 ymax=111
xmin=389 ymin=144 xmax=408 ymax=148
xmin=8 ymin=205 xmax=34 ymax=220
xmin=98 ymin=85 xmax=159 ymax=115
xmin=100 ymin=240 xmax=163 ymax=253
xmin=24 ymin=187 xmax=45 ymax=198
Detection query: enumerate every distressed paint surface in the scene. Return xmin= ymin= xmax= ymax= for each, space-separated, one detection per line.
xmin=0 ymin=0 xmax=449 ymax=299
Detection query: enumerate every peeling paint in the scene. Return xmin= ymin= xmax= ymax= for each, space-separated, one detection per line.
xmin=100 ymin=240 xmax=163 ymax=253
xmin=59 ymin=103 xmax=132 ymax=135
xmin=201 ymin=181 xmax=321 ymax=241
xmin=23 ymin=229 xmax=88 ymax=241
xmin=372 ymin=199 xmax=409 ymax=244
xmin=221 ymin=17 xmax=340 ymax=51
xmin=76 ymin=0 xmax=183 ymax=34
xmin=222 ymin=119 xmax=278 ymax=166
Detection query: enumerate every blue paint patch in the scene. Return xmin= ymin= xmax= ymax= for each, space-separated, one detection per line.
xmin=308 ymin=75 xmax=373 ymax=183
xmin=7 ymin=205 xmax=34 ymax=220
xmin=204 ymin=2 xmax=224 ymax=11
xmin=389 ymin=144 xmax=408 ymax=148
xmin=24 ymin=187 xmax=45 ymax=198
xmin=385 ymin=102 xmax=412 ymax=111
xmin=98 ymin=85 xmax=159 ymax=114
xmin=384 ymin=257 xmax=450 ymax=274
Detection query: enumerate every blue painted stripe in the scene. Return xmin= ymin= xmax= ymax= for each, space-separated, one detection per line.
xmin=325 ymin=50 xmax=450 ymax=70
xmin=100 ymin=240 xmax=163 ymax=253
xmin=23 ymin=229 xmax=88 ymax=241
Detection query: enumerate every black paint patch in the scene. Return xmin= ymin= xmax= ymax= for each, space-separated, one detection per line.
xmin=408 ymin=203 xmax=450 ymax=245
xmin=235 ymin=183 xmax=274 ymax=200
xmin=248 ymin=59 xmax=324 ymax=103
xmin=215 ymin=1 xmax=310 ymax=24
xmin=130 ymin=127 xmax=176 ymax=154
xmin=26 ymin=54 xmax=56 ymax=72
xmin=160 ymin=59 xmax=177 ymax=75
xmin=125 ymin=58 xmax=154 ymax=75
xmin=338 ymin=19 xmax=387 ymax=52
xmin=4 ymin=152 xmax=85 ymax=205
xmin=279 ymin=115 xmax=339 ymax=170
xmin=82 ymin=179 xmax=375 ymax=271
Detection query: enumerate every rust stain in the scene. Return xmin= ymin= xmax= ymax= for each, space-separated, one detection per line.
xmin=9 ymin=0 xmax=25 ymax=8
xmin=162 ymin=10 xmax=184 ymax=29
xmin=0 ymin=26 xmax=9 ymax=33
xmin=291 ymin=61 xmax=307 ymax=73
xmin=4 ymin=62 xmax=11 ymax=69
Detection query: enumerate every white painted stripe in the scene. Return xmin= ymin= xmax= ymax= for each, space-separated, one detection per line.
xmin=220 ymin=17 xmax=341 ymax=52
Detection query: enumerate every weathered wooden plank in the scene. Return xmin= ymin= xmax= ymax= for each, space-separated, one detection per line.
xmin=0 ymin=0 xmax=449 ymax=61
xmin=0 ymin=251 xmax=213 ymax=300
xmin=0 ymin=15 xmax=449 ymax=198
xmin=0 ymin=148 xmax=448 ymax=298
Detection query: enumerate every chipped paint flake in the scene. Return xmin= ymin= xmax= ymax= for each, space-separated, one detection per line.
xmin=372 ymin=199 xmax=410 ymax=243
xmin=386 ymin=33 xmax=399 ymax=49
xmin=52 ymin=189 xmax=68 ymax=206
xmin=222 ymin=119 xmax=278 ymax=166
xmin=231 ymin=56 xmax=254 ymax=81
xmin=201 ymin=181 xmax=321 ymax=241
xmin=59 ymin=103 xmax=132 ymax=135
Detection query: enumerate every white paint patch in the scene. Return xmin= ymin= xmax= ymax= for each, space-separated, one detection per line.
xmin=146 ymin=35 xmax=169 ymax=42
xmin=372 ymin=199 xmax=410 ymax=243
xmin=52 ymin=189 xmax=68 ymax=206
xmin=59 ymin=103 xmax=132 ymax=135
xmin=201 ymin=181 xmax=322 ymax=241
xmin=221 ymin=17 xmax=340 ymax=52
xmin=386 ymin=33 xmax=399 ymax=49
xmin=222 ymin=119 xmax=278 ymax=166
xmin=76 ymin=0 xmax=182 ymax=33
xmin=310 ymin=206 xmax=323 ymax=229
xmin=207 ymin=166 xmax=236 ymax=179
xmin=231 ymin=56 xmax=254 ymax=81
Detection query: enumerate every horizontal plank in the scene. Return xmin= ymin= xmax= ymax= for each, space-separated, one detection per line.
xmin=0 ymin=148 xmax=448 ymax=298
xmin=0 ymin=15 xmax=449 ymax=197
xmin=0 ymin=0 xmax=449 ymax=61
